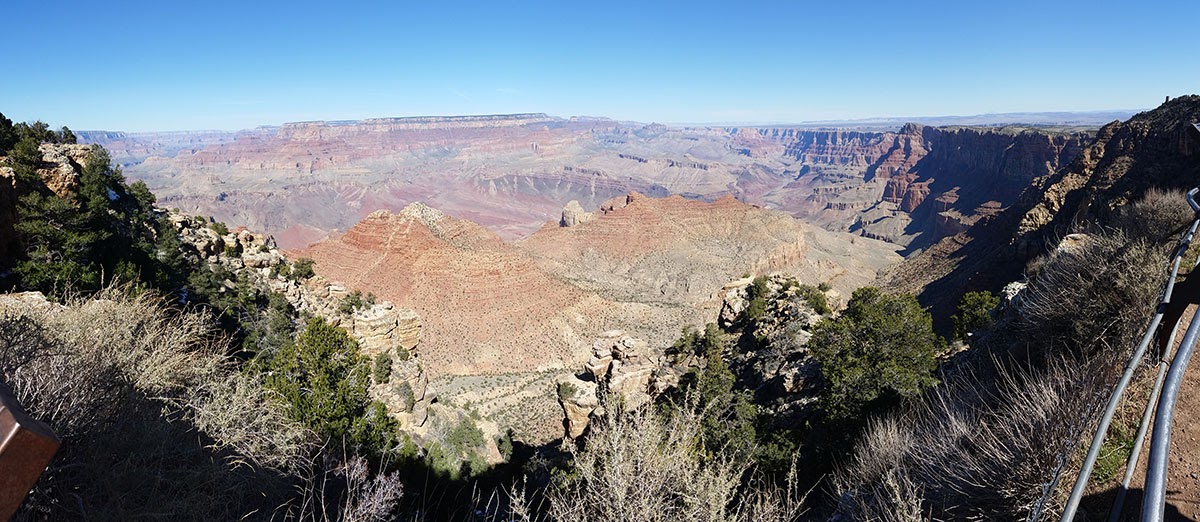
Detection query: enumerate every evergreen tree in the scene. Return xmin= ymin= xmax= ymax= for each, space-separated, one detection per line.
xmin=264 ymin=317 xmax=397 ymax=457
xmin=810 ymin=287 xmax=942 ymax=422
xmin=0 ymin=112 xmax=15 ymax=154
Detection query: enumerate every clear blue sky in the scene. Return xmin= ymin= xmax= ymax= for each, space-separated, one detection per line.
xmin=3 ymin=0 xmax=1197 ymax=131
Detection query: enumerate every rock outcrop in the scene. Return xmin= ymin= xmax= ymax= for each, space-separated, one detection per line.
xmin=0 ymin=144 xmax=100 ymax=259
xmin=556 ymin=331 xmax=660 ymax=439
xmin=167 ymin=212 xmax=435 ymax=430
xmin=559 ymin=200 xmax=594 ymax=227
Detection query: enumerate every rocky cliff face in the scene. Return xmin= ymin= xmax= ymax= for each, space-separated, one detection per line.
xmin=885 ymin=96 xmax=1200 ymax=331
xmin=755 ymin=124 xmax=1087 ymax=249
xmin=87 ymin=114 xmax=1089 ymax=252
xmin=295 ymin=193 xmax=901 ymax=443
xmin=1016 ymin=96 xmax=1200 ymax=247
xmin=167 ymin=212 xmax=435 ymax=431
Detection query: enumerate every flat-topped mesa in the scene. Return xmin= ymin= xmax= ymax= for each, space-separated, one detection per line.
xmin=277 ymin=113 xmax=555 ymax=135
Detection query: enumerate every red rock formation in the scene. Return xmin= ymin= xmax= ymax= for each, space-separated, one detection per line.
xmin=298 ymin=194 xmax=902 ymax=379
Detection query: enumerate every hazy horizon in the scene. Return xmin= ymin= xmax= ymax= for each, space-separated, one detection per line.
xmin=5 ymin=0 xmax=1196 ymax=132
xmin=57 ymin=107 xmax=1146 ymax=134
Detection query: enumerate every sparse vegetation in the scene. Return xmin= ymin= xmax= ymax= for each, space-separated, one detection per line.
xmin=795 ymin=283 xmax=831 ymax=315
xmin=339 ymin=289 xmax=377 ymax=315
xmin=557 ymin=380 xmax=579 ymax=401
xmin=744 ymin=275 xmax=770 ymax=320
xmin=541 ymin=398 xmax=807 ymax=522
xmin=291 ymin=257 xmax=317 ymax=280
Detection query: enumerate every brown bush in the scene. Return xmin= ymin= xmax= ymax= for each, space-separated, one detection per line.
xmin=835 ymin=186 xmax=1187 ymax=520
xmin=835 ymin=357 xmax=1108 ymax=520
xmin=1 ymin=287 xmax=315 ymax=520
xmin=540 ymin=397 xmax=807 ymax=522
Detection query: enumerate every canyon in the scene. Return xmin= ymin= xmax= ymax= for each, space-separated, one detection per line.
xmin=296 ymin=193 xmax=900 ymax=441
xmin=83 ymin=114 xmax=1097 ymax=253
xmin=71 ymin=111 xmax=1123 ymax=441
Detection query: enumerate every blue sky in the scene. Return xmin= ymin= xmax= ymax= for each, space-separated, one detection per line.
xmin=3 ymin=0 xmax=1197 ymax=131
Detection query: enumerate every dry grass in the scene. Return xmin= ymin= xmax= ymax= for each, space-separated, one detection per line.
xmin=1 ymin=286 xmax=317 ymax=520
xmin=1018 ymin=231 xmax=1165 ymax=362
xmin=835 ymin=356 xmax=1112 ymax=520
xmin=538 ymin=398 xmax=807 ymax=522
xmin=834 ymin=188 xmax=1189 ymax=520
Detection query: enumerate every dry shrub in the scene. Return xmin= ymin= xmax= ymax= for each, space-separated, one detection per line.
xmin=835 ymin=188 xmax=1187 ymax=520
xmin=543 ymin=399 xmax=806 ymax=522
xmin=1018 ymin=231 xmax=1165 ymax=362
xmin=1113 ymin=187 xmax=1194 ymax=243
xmin=835 ymin=357 xmax=1106 ymax=520
xmin=189 ymin=370 xmax=315 ymax=470
xmin=1 ymin=287 xmax=315 ymax=520
xmin=280 ymin=455 xmax=404 ymax=522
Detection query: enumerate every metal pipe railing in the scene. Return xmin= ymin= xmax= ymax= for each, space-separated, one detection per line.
xmin=1107 ymin=314 xmax=1183 ymax=522
xmin=1142 ymin=304 xmax=1200 ymax=521
xmin=1058 ymin=188 xmax=1200 ymax=521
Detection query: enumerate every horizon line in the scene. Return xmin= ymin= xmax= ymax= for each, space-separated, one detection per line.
xmin=71 ymin=107 xmax=1151 ymax=134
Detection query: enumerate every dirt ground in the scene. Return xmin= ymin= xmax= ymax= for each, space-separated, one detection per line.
xmin=1087 ymin=305 xmax=1200 ymax=521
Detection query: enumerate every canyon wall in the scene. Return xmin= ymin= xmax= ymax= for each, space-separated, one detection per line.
xmin=85 ymin=114 xmax=1091 ymax=252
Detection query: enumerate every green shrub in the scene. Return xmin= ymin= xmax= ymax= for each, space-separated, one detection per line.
xmin=664 ymin=323 xmax=756 ymax=457
xmin=796 ymin=284 xmax=832 ymax=315
xmin=290 ymin=257 xmax=316 ymax=280
xmin=264 ymin=317 xmax=397 ymax=457
xmin=818 ymin=281 xmax=833 ymax=292
xmin=952 ymin=291 xmax=1000 ymax=340
xmin=396 ymin=381 xmax=415 ymax=412
xmin=498 ymin=429 xmax=515 ymax=460
xmin=446 ymin=416 xmax=485 ymax=454
xmin=811 ymin=287 xmax=942 ymax=423
xmin=210 ymin=220 xmax=230 ymax=236
xmin=11 ymin=146 xmax=177 ymax=298
xmin=744 ymin=276 xmax=770 ymax=320
xmin=557 ymin=380 xmax=579 ymax=401
xmin=373 ymin=352 xmax=392 ymax=384
xmin=338 ymin=290 xmax=376 ymax=315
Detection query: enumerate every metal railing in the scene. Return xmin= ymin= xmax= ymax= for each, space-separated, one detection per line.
xmin=1059 ymin=187 xmax=1200 ymax=522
